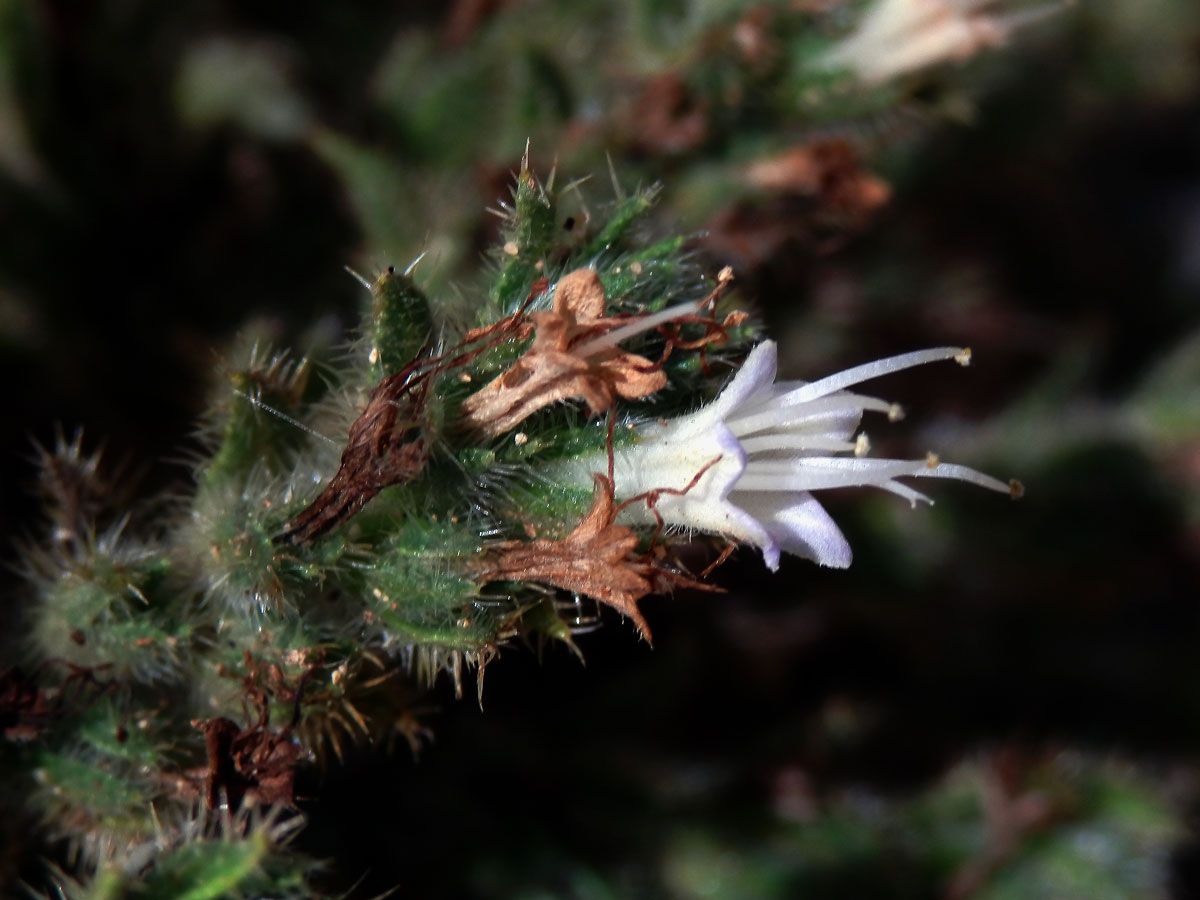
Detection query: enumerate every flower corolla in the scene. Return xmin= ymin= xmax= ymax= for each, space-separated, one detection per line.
xmin=575 ymin=340 xmax=1017 ymax=571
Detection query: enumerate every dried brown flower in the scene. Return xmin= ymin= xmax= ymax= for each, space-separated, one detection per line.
xmin=474 ymin=475 xmax=716 ymax=644
xmin=276 ymin=362 xmax=432 ymax=545
xmin=192 ymin=715 xmax=300 ymax=810
xmin=744 ymin=139 xmax=891 ymax=220
xmin=461 ymin=269 xmax=669 ymax=435
xmin=622 ymin=72 xmax=709 ymax=156
xmin=278 ymin=281 xmax=552 ymax=544
xmin=188 ymin=652 xmax=310 ymax=809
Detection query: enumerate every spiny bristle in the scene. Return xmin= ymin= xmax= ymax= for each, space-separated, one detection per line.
xmin=33 ymin=428 xmax=113 ymax=545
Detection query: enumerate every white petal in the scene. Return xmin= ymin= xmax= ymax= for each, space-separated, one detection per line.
xmin=692 ymin=340 xmax=778 ymax=428
xmin=645 ymin=494 xmax=782 ymax=570
xmin=735 ymin=491 xmax=853 ymax=569
xmin=611 ymin=419 xmax=746 ymax=500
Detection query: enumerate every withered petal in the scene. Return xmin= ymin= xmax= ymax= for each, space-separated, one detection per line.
xmin=598 ymin=350 xmax=669 ymax=399
xmin=553 ymin=268 xmax=607 ymax=322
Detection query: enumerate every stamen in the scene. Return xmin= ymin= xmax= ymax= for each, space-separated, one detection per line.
xmin=735 ymin=457 xmax=940 ymax=490
xmin=913 ymin=462 xmax=1015 ymax=495
xmin=730 ymin=394 xmax=890 ymax=438
xmin=732 ymin=456 xmax=1014 ymax=496
xmin=572 ymin=300 xmax=702 ymax=358
xmin=771 ymin=347 xmax=968 ymax=406
xmin=878 ymin=480 xmax=934 ymax=508
xmin=750 ymin=389 xmax=895 ymax=417
xmin=739 ymin=434 xmax=858 ymax=455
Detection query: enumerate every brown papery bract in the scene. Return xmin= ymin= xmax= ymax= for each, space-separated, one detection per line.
xmin=461 ymin=269 xmax=667 ymax=436
xmin=473 ymin=475 xmax=717 ymax=644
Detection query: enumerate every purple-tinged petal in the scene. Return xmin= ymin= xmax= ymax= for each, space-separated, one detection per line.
xmin=737 ymin=492 xmax=853 ymax=569
xmin=668 ymin=495 xmax=781 ymax=570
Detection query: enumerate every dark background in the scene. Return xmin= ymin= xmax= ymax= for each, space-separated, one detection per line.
xmin=3 ymin=1 xmax=1200 ymax=896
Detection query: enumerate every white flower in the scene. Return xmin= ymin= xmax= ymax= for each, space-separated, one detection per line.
xmin=818 ymin=0 xmax=1061 ymax=85
xmin=569 ymin=340 xmax=1018 ymax=571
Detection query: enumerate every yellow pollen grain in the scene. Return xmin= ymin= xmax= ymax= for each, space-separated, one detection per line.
xmin=514 ymin=432 xmax=528 ymax=446
xmin=854 ymin=433 xmax=870 ymax=457
xmin=888 ymin=403 xmax=905 ymax=422
xmin=630 ymin=261 xmax=643 ymax=275
xmin=369 ymin=347 xmax=380 ymax=365
xmin=925 ymin=451 xmax=940 ymax=468
xmin=955 ymin=348 xmax=972 ymax=367
xmin=1009 ymin=479 xmax=1025 ymax=500
xmin=503 ymin=241 xmax=519 ymax=256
